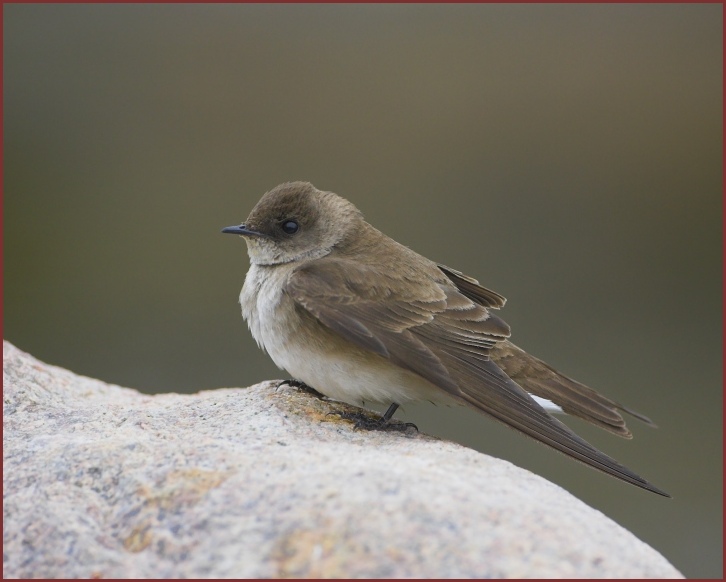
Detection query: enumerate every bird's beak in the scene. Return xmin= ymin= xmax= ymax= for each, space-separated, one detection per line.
xmin=221 ymin=224 xmax=267 ymax=237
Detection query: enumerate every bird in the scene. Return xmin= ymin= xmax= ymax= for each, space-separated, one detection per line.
xmin=222 ymin=181 xmax=669 ymax=497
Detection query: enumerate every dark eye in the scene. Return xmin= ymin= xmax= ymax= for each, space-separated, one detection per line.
xmin=281 ymin=220 xmax=299 ymax=235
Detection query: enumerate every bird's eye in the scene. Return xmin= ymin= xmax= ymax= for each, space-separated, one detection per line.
xmin=281 ymin=220 xmax=299 ymax=235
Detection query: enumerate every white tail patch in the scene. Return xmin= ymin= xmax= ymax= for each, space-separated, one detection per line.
xmin=530 ymin=395 xmax=564 ymax=414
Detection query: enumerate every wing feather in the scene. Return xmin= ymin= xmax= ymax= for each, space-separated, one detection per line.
xmin=439 ymin=266 xmax=658 ymax=436
xmin=285 ymin=259 xmax=668 ymax=496
xmin=438 ymin=264 xmax=507 ymax=308
xmin=490 ymin=341 xmax=656 ymax=437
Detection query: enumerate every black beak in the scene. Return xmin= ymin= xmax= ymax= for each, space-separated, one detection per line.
xmin=221 ymin=224 xmax=266 ymax=237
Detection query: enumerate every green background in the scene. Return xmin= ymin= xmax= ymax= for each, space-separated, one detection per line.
xmin=4 ymin=4 xmax=722 ymax=577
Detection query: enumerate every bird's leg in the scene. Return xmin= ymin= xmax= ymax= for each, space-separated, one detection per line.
xmin=381 ymin=402 xmax=400 ymax=423
xmin=276 ymin=379 xmax=326 ymax=399
xmin=332 ymin=402 xmax=418 ymax=433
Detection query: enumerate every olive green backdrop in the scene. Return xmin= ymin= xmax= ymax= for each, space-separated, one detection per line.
xmin=4 ymin=4 xmax=722 ymax=578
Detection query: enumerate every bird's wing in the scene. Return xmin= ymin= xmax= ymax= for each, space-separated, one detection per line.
xmin=437 ymin=264 xmax=657 ymax=436
xmin=437 ymin=264 xmax=507 ymax=308
xmin=491 ymin=341 xmax=657 ymax=438
xmin=285 ymin=258 xmax=669 ymax=496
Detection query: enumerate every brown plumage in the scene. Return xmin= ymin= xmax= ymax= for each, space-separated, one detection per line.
xmin=224 ymin=181 xmax=670 ymax=497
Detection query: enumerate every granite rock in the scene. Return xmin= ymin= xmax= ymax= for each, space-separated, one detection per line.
xmin=3 ymin=341 xmax=682 ymax=578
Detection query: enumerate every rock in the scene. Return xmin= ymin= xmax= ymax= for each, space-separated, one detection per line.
xmin=3 ymin=340 xmax=682 ymax=578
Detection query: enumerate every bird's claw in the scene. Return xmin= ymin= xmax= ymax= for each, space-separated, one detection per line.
xmin=328 ymin=410 xmax=418 ymax=433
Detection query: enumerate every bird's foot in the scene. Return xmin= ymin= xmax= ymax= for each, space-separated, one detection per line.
xmin=276 ymin=378 xmax=327 ymax=399
xmin=328 ymin=410 xmax=418 ymax=433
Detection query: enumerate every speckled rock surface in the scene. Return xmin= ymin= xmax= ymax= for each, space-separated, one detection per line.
xmin=3 ymin=340 xmax=682 ymax=578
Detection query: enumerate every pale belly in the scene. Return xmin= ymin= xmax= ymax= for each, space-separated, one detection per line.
xmin=268 ymin=335 xmax=450 ymax=407
xmin=240 ymin=264 xmax=450 ymax=408
xmin=239 ymin=264 xmax=562 ymax=414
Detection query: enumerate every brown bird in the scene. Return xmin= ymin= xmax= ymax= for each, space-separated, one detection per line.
xmin=222 ymin=181 xmax=669 ymax=497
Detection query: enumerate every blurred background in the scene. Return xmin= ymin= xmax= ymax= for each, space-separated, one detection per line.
xmin=3 ymin=4 xmax=721 ymax=577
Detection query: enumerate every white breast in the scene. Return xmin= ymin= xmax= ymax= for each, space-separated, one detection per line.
xmin=239 ymin=263 xmax=449 ymax=408
xmin=240 ymin=264 xmax=290 ymax=355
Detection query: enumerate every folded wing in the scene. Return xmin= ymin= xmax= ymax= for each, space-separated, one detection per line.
xmin=286 ymin=258 xmax=669 ymax=496
xmin=437 ymin=263 xmax=657 ymax=437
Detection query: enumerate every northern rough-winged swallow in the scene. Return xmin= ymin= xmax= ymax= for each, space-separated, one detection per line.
xmin=222 ymin=181 xmax=669 ymax=497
